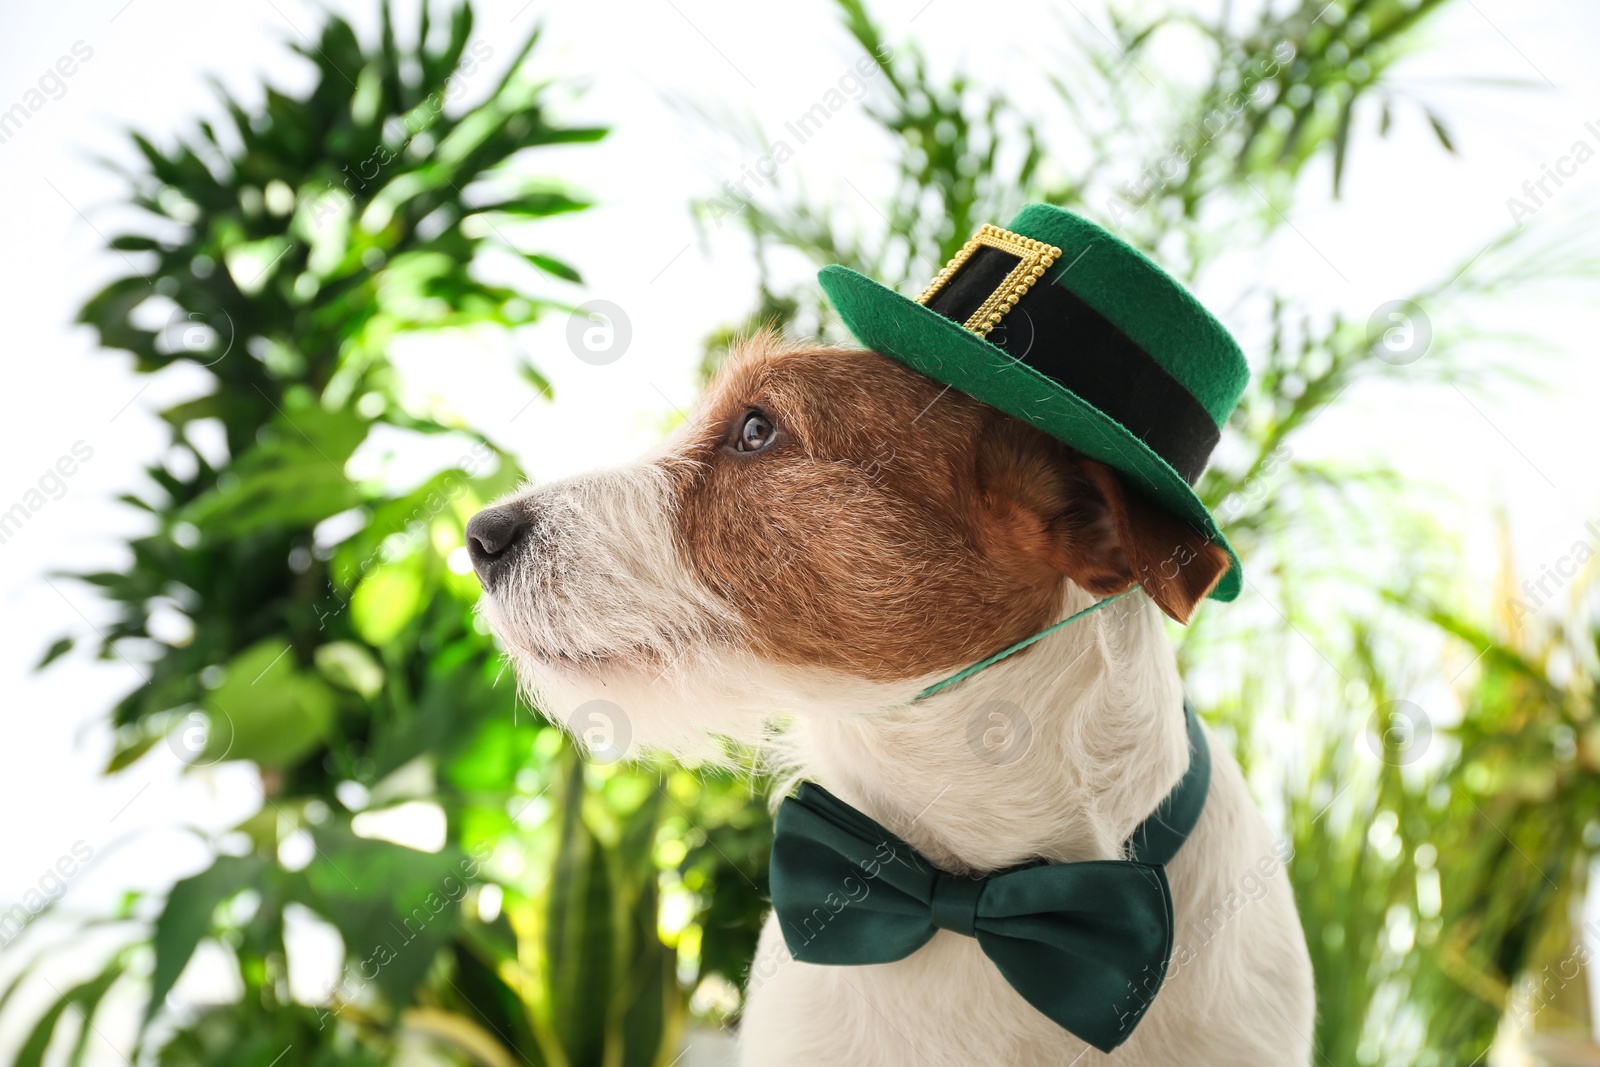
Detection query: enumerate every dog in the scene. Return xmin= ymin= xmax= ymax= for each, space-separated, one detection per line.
xmin=466 ymin=334 xmax=1315 ymax=1065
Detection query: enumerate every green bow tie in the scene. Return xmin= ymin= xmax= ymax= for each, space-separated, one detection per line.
xmin=768 ymin=700 xmax=1210 ymax=1053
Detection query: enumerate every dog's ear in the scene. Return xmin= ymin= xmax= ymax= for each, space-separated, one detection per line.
xmin=976 ymin=417 xmax=1229 ymax=624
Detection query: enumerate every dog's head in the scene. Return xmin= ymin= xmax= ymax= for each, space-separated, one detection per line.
xmin=468 ymin=335 xmax=1228 ymax=757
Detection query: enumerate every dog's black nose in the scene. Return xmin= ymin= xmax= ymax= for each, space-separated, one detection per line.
xmin=465 ymin=505 xmax=529 ymax=584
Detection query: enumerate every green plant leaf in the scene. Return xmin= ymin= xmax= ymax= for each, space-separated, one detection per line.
xmin=179 ymin=452 xmax=362 ymax=536
xmin=350 ymin=556 xmax=428 ymax=647
xmin=290 ymin=825 xmax=473 ymax=1011
xmin=144 ymin=857 xmax=262 ymax=1027
xmin=104 ymin=732 xmax=160 ymax=774
xmin=203 ymin=640 xmax=338 ymax=768
xmin=1426 ymin=109 xmax=1458 ymax=153
xmin=525 ymin=253 xmax=582 ymax=283
xmin=35 ymin=636 xmax=74 ymax=670
xmin=315 ymin=640 xmax=386 ymax=698
xmin=545 ymin=757 xmax=616 ymax=1067
xmin=15 ymin=962 xmax=123 ymax=1067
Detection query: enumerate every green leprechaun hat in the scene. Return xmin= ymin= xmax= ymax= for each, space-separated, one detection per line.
xmin=818 ymin=203 xmax=1247 ymax=603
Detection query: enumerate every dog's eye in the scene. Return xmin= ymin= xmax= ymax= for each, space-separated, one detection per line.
xmin=735 ymin=409 xmax=776 ymax=453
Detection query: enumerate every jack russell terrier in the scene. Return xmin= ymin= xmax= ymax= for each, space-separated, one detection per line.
xmin=466 ymin=205 xmax=1315 ymax=1065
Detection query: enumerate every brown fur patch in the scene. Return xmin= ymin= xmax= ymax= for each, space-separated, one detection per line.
xmin=670 ymin=339 xmax=1225 ymax=680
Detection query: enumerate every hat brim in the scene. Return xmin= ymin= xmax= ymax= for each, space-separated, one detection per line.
xmin=818 ymin=263 xmax=1241 ymax=602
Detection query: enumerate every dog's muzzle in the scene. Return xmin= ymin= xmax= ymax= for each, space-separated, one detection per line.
xmin=465 ymin=504 xmax=531 ymax=590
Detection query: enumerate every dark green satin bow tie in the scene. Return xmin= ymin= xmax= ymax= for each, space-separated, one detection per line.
xmin=769 ymin=700 xmax=1211 ymax=1053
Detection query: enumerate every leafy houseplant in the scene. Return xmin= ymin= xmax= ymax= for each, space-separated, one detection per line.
xmin=9 ymin=4 xmax=769 ymax=1065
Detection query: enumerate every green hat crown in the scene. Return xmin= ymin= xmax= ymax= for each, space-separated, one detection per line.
xmin=817 ymin=203 xmax=1249 ymax=602
xmin=1003 ymin=205 xmax=1248 ymax=428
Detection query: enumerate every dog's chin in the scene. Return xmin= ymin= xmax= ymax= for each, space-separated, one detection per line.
xmin=503 ymin=643 xmax=775 ymax=763
xmin=501 ymin=634 xmax=937 ymax=768
xmin=516 ymin=640 xmax=660 ymax=675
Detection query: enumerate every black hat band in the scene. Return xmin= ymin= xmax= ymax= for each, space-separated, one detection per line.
xmin=918 ymin=227 xmax=1223 ymax=485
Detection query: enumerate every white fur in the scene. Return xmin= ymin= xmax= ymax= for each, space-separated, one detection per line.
xmin=739 ymin=589 xmax=1315 ymax=1066
xmin=480 ymin=434 xmax=1315 ymax=1067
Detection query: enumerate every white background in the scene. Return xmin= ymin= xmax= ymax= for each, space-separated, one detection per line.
xmin=1 ymin=0 xmax=1597 ymax=1061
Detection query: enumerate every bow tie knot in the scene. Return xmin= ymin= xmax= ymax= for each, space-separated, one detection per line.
xmin=929 ymin=874 xmax=983 ymax=937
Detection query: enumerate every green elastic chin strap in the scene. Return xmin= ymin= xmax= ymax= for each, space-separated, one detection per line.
xmin=914 ymin=587 xmax=1136 ymax=702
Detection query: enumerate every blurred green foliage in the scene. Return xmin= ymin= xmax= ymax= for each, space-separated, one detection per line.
xmin=9 ymin=4 xmax=767 ymax=1065
xmin=1286 ymin=575 xmax=1600 ymax=1065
